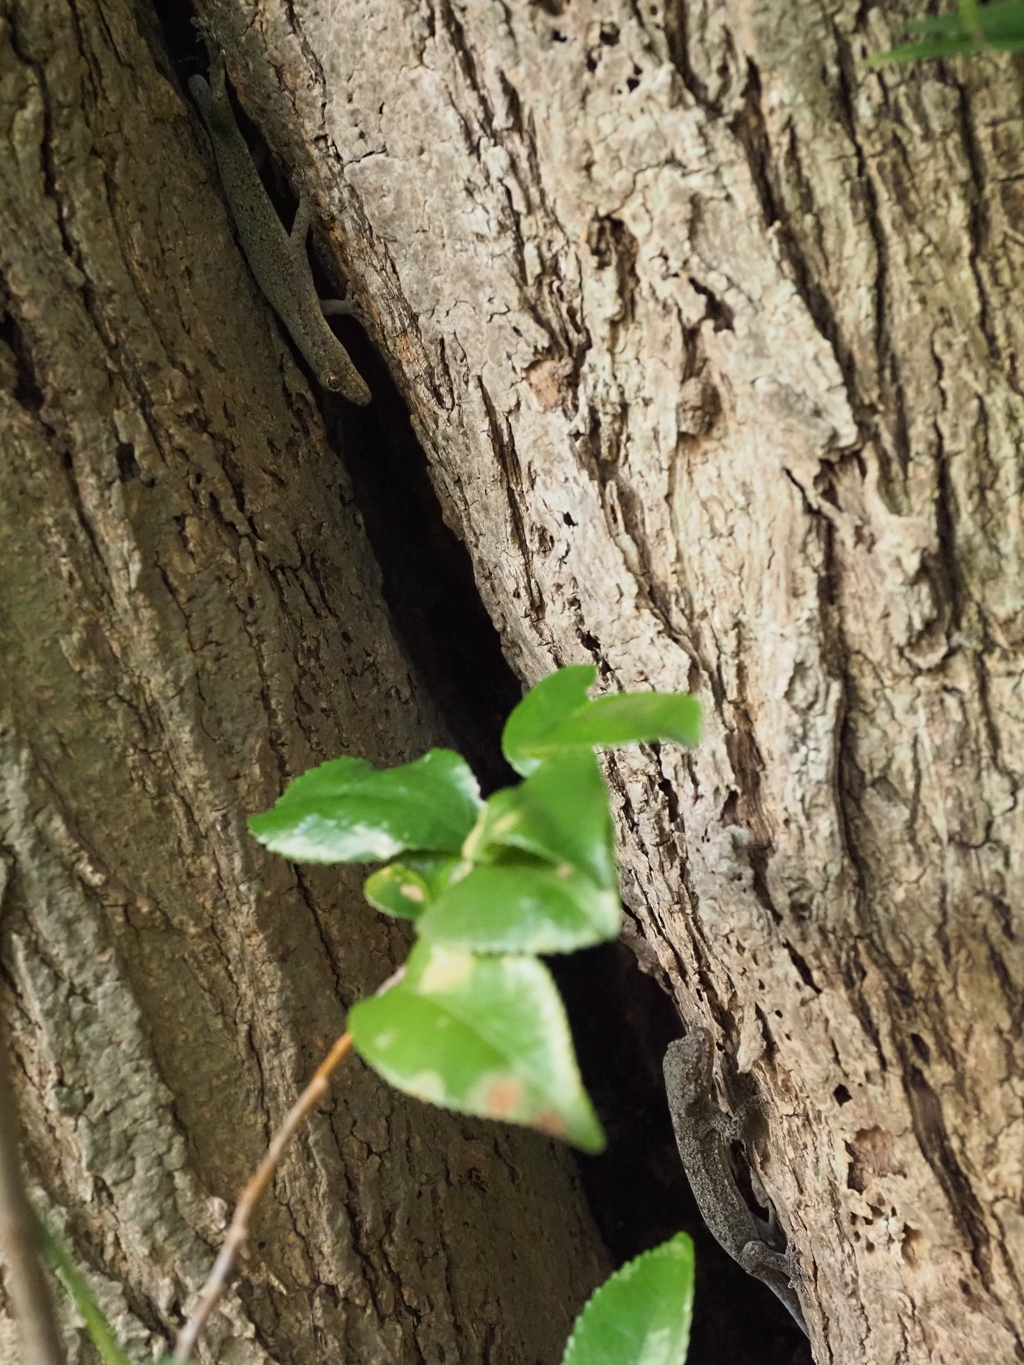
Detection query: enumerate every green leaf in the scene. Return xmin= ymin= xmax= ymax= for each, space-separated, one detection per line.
xmin=503 ymin=669 xmax=700 ymax=776
xmin=467 ymin=749 xmax=616 ymax=889
xmin=422 ymin=749 xmax=620 ymax=951
xmin=418 ymin=855 xmax=620 ymax=953
xmin=364 ymin=863 xmax=430 ymax=918
xmin=866 ymin=0 xmax=1024 ymax=63
xmin=503 ymin=666 xmax=597 ymax=774
xmin=37 ymin=1219 xmax=134 ymax=1365
xmin=349 ymin=940 xmax=605 ymax=1153
xmin=539 ymin=692 xmax=702 ymax=754
xmin=248 ymin=749 xmax=483 ymax=863
xmin=865 ymin=35 xmax=984 ymax=62
xmin=561 ymin=1233 xmax=695 ymax=1365
xmin=364 ymin=854 xmax=466 ymax=919
xmin=962 ymin=0 xmax=1024 ymax=36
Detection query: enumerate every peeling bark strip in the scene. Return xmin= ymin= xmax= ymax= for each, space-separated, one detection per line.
xmin=0 ymin=2 xmax=609 ymax=1363
xmin=190 ymin=0 xmax=1023 ymax=1358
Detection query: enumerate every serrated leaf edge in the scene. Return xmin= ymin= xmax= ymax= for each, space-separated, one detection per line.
xmin=560 ymin=1233 xmax=695 ymax=1365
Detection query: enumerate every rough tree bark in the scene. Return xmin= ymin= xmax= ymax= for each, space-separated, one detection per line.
xmin=161 ymin=0 xmax=1020 ymax=1361
xmin=0 ymin=2 xmax=611 ymax=1363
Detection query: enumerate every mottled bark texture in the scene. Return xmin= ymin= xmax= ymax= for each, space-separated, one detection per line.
xmin=0 ymin=2 xmax=610 ymax=1363
xmin=174 ymin=0 xmax=1023 ymax=1360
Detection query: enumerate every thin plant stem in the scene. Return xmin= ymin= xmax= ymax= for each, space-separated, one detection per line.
xmin=958 ymin=0 xmax=983 ymax=36
xmin=172 ymin=1030 xmax=354 ymax=1364
xmin=0 ymin=1030 xmax=65 ymax=1365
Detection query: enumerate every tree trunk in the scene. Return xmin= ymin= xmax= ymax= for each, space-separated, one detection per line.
xmin=5 ymin=0 xmax=1023 ymax=1362
xmin=166 ymin=1 xmax=1019 ymax=1361
xmin=0 ymin=3 xmax=610 ymax=1363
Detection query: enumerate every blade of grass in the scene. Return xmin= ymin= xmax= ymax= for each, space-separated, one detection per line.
xmin=36 ymin=1222 xmax=131 ymax=1365
xmin=0 ymin=1022 xmax=65 ymax=1365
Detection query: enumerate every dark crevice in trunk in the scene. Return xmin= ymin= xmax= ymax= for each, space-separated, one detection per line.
xmin=150 ymin=7 xmax=810 ymax=1360
xmin=559 ymin=944 xmax=811 ymax=1365
xmin=326 ymin=352 xmax=522 ymax=795
xmin=331 ymin=353 xmax=809 ymax=1365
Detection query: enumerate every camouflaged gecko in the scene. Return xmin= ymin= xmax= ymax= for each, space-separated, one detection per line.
xmin=189 ymin=50 xmax=371 ymax=405
xmin=664 ymin=1029 xmax=808 ymax=1335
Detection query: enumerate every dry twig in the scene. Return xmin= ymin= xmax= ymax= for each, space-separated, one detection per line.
xmin=172 ymin=1030 xmax=354 ymax=1363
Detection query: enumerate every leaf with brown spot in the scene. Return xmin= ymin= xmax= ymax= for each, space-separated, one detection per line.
xmin=349 ymin=941 xmax=604 ymax=1153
